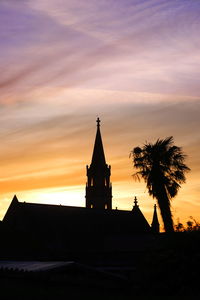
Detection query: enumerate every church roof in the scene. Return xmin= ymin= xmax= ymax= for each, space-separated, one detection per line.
xmin=91 ymin=118 xmax=106 ymax=166
xmin=3 ymin=196 xmax=151 ymax=235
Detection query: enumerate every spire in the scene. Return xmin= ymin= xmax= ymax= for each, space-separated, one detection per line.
xmin=151 ymin=204 xmax=160 ymax=233
xmin=91 ymin=117 xmax=106 ymax=166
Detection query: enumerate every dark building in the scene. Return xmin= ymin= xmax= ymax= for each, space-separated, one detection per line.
xmin=1 ymin=118 xmax=159 ymax=259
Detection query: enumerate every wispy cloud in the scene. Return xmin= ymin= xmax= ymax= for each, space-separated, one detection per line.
xmin=1 ymin=0 xmax=200 ymax=104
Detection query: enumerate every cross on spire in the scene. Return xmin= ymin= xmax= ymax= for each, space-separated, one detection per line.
xmin=96 ymin=117 xmax=100 ymax=128
xmin=91 ymin=117 xmax=105 ymax=166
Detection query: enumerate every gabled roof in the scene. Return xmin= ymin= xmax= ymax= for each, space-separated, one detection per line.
xmin=132 ymin=196 xmax=150 ymax=231
xmin=3 ymin=195 xmax=19 ymax=223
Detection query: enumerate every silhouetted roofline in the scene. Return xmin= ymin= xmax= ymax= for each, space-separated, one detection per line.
xmin=132 ymin=196 xmax=151 ymax=229
xmin=3 ymin=195 xmax=19 ymax=222
xmin=3 ymin=198 xmax=150 ymax=221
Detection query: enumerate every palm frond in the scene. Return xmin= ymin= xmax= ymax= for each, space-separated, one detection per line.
xmin=132 ymin=172 xmax=141 ymax=182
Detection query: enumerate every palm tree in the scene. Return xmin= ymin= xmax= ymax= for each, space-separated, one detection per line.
xmin=130 ymin=136 xmax=190 ymax=233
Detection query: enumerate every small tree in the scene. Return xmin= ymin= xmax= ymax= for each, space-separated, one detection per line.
xmin=175 ymin=220 xmax=184 ymax=232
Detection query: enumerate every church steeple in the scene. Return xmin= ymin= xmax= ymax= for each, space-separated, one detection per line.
xmin=85 ymin=118 xmax=112 ymax=209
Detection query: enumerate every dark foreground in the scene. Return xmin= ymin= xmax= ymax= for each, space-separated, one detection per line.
xmin=0 ymin=232 xmax=200 ymax=299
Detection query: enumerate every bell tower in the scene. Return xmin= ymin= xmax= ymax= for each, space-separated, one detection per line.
xmin=85 ymin=118 xmax=112 ymax=209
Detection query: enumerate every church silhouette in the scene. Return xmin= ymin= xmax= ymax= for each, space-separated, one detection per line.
xmin=1 ymin=118 xmax=159 ymax=259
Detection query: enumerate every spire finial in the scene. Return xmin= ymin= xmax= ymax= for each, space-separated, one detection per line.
xmin=134 ymin=196 xmax=138 ymax=207
xmin=96 ymin=117 xmax=100 ymax=128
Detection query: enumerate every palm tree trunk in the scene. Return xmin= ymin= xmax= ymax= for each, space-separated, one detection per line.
xmin=156 ymin=185 xmax=174 ymax=233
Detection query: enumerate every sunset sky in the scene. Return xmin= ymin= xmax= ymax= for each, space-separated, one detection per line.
xmin=0 ymin=0 xmax=200 ymax=229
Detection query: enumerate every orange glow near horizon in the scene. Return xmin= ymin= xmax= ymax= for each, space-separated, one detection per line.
xmin=0 ymin=115 xmax=199 ymax=231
